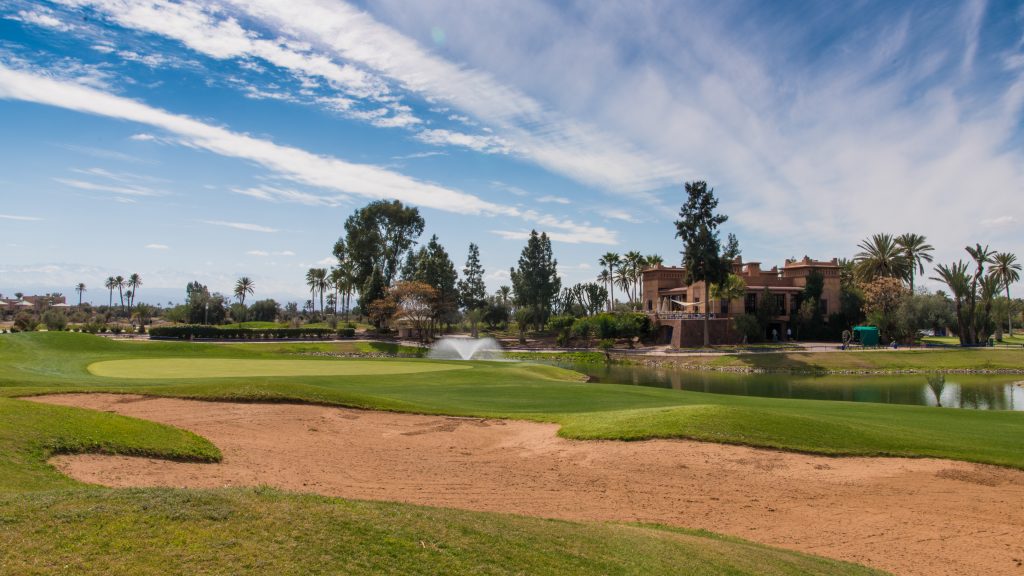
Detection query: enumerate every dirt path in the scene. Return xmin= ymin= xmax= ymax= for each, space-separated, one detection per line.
xmin=32 ymin=394 xmax=1024 ymax=576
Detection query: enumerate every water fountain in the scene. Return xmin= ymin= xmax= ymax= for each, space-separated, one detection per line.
xmin=427 ymin=336 xmax=504 ymax=360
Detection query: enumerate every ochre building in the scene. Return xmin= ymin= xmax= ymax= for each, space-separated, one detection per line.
xmin=641 ymin=256 xmax=841 ymax=347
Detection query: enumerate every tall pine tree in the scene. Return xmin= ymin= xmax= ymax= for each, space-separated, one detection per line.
xmin=510 ymin=230 xmax=561 ymax=330
xmin=458 ymin=243 xmax=487 ymax=311
xmin=674 ymin=181 xmax=731 ymax=347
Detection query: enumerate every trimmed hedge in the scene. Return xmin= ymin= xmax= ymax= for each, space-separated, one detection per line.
xmin=149 ymin=325 xmax=355 ymax=340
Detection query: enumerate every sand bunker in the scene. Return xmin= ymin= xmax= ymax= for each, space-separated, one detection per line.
xmin=33 ymin=394 xmax=1024 ymax=576
xmin=87 ymin=358 xmax=470 ymax=378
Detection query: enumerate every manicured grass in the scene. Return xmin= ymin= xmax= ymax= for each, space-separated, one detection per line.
xmin=88 ymin=358 xmax=470 ymax=378
xmin=670 ymin=347 xmax=1024 ymax=373
xmin=0 ymin=396 xmax=219 ymax=492
xmin=0 ymin=488 xmax=884 ymax=576
xmin=3 ymin=332 xmax=1024 ymax=469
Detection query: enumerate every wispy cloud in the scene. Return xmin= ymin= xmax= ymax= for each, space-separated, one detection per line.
xmin=537 ymin=195 xmax=570 ymax=205
xmin=43 ymin=0 xmax=684 ymax=198
xmin=145 ymin=243 xmax=169 ymax=250
xmin=247 ymin=249 xmax=295 ymax=257
xmin=0 ymin=213 xmax=42 ymax=221
xmin=203 ymin=220 xmax=278 ymax=233
xmin=0 ymin=63 xmax=616 ymax=244
xmin=599 ymin=209 xmax=641 ymax=224
xmin=232 ymin=185 xmax=347 ymax=207
xmin=6 ymin=8 xmax=74 ymax=32
xmin=54 ymin=177 xmax=166 ymax=197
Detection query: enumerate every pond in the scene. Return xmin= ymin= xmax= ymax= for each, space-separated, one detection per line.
xmin=554 ymin=361 xmax=1024 ymax=411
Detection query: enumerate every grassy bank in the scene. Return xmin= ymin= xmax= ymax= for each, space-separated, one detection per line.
xmin=656 ymin=347 xmax=1024 ymax=373
xmin=0 ymin=487 xmax=884 ymax=575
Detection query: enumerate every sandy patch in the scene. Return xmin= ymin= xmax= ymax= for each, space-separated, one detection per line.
xmin=32 ymin=394 xmax=1024 ymax=576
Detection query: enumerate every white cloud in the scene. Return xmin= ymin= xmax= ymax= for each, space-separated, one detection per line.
xmin=536 ymin=195 xmax=570 ymax=205
xmin=129 ymin=132 xmax=156 ymax=141
xmin=53 ymin=177 xmax=166 ymax=197
xmin=232 ymin=185 xmax=347 ymax=207
xmin=247 ymin=249 xmax=296 ymax=257
xmin=980 ymin=215 xmax=1015 ymax=227
xmin=599 ymin=209 xmax=641 ymax=224
xmin=145 ymin=243 xmax=169 ymax=250
xmin=203 ymin=220 xmax=278 ymax=233
xmin=0 ymin=213 xmax=42 ymax=221
xmin=415 ymin=129 xmax=512 ymax=154
xmin=0 ymin=63 xmax=616 ymax=244
xmin=7 ymin=8 xmax=74 ymax=32
xmin=58 ymin=0 xmax=683 ymax=196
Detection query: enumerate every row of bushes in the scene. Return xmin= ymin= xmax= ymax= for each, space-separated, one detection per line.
xmin=546 ymin=313 xmax=654 ymax=347
xmin=148 ymin=325 xmax=355 ymax=340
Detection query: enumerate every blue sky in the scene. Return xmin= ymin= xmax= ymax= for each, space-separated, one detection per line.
xmin=0 ymin=0 xmax=1022 ymax=305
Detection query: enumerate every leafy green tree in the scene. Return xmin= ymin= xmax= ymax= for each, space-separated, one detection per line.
xmin=406 ymin=235 xmax=459 ymax=335
xmin=342 ymin=200 xmax=425 ymax=305
xmin=248 ymin=299 xmax=280 ymax=322
xmin=855 ymin=233 xmax=908 ymax=283
xmin=895 ymin=233 xmax=934 ymax=291
xmin=674 ymin=180 xmax=731 ymax=347
xmin=362 ymin=264 xmax=387 ymax=327
xmin=989 ymin=252 xmax=1021 ymax=336
xmin=511 ymin=230 xmax=562 ymax=330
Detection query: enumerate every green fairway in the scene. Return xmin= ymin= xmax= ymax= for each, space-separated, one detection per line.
xmin=88 ymin=358 xmax=470 ymax=379
xmin=3 ymin=332 xmax=1023 ymax=468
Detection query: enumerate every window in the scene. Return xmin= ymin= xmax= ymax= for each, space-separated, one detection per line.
xmin=720 ymin=299 xmax=730 ymax=315
xmin=647 ymin=299 xmax=653 ymax=311
xmin=744 ymin=293 xmax=757 ymax=314
xmin=820 ymin=299 xmax=828 ymax=315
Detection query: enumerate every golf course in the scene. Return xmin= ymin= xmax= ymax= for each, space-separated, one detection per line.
xmin=3 ymin=332 xmax=1024 ymax=575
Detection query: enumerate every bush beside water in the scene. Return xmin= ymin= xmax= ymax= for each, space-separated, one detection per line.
xmin=148 ymin=325 xmax=355 ymax=340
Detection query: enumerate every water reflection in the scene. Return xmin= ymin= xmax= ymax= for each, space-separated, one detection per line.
xmin=556 ymin=362 xmax=1024 ymax=411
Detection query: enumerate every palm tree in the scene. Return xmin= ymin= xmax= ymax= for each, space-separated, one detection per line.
xmin=645 ymin=254 xmax=664 ymax=267
xmin=623 ymin=251 xmax=645 ymax=304
xmin=305 ymin=268 xmax=320 ymax=312
xmin=314 ymin=268 xmax=329 ymax=313
xmin=855 ymin=234 xmax=909 ymax=282
xmin=989 ymin=252 xmax=1021 ymax=336
xmin=496 ymin=286 xmax=512 ymax=306
xmin=104 ymin=276 xmax=116 ymax=308
xmin=127 ymin=273 xmax=142 ymax=308
xmin=895 ymin=233 xmax=934 ymax=291
xmin=965 ymin=244 xmax=995 ymax=344
xmin=75 ymin=283 xmax=86 ymax=307
xmin=710 ymin=274 xmax=746 ymax=317
xmin=114 ymin=275 xmax=126 ymax=311
xmin=234 ymin=277 xmax=255 ymax=324
xmin=337 ymin=260 xmax=357 ymax=320
xmin=932 ymin=261 xmax=970 ymax=346
xmin=598 ymin=252 xmax=620 ymax=311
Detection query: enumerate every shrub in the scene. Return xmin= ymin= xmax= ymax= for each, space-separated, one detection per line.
xmin=148 ymin=325 xmax=339 ymax=340
xmin=41 ymin=310 xmax=68 ymax=332
xmin=12 ymin=312 xmax=37 ymax=333
xmin=111 ymin=326 xmax=123 ymax=335
xmin=732 ymin=314 xmax=762 ymax=343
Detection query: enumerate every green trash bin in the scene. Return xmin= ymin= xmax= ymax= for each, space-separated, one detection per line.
xmin=853 ymin=326 xmax=879 ymax=347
